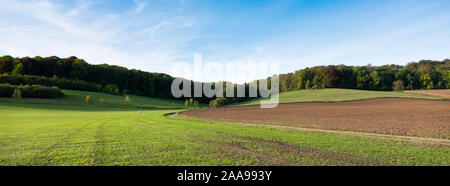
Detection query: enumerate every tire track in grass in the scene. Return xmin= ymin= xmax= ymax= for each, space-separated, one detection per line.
xmin=235 ymin=135 xmax=391 ymax=166
xmin=183 ymin=130 xmax=316 ymax=165
xmin=26 ymin=121 xmax=97 ymax=166
xmin=88 ymin=120 xmax=106 ymax=166
xmin=89 ymin=118 xmax=182 ymax=165
xmin=197 ymin=137 xmax=297 ymax=165
xmin=161 ymin=118 xmax=297 ymax=165
xmin=164 ymin=115 xmax=312 ymax=165
xmin=209 ymin=132 xmax=390 ymax=166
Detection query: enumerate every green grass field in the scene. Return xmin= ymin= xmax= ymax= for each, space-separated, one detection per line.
xmin=239 ymin=88 xmax=444 ymax=105
xmin=0 ymin=101 xmax=448 ymax=166
xmin=0 ymin=89 xmax=192 ymax=108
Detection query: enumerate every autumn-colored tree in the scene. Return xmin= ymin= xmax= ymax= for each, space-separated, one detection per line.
xmin=11 ymin=63 xmax=24 ymax=76
xmin=85 ymin=95 xmax=91 ymax=104
xmin=11 ymin=88 xmax=21 ymax=100
xmin=392 ymin=80 xmax=405 ymax=91
xmin=124 ymin=96 xmax=131 ymax=104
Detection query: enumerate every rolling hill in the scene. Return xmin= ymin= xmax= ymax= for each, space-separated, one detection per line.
xmin=238 ymin=88 xmax=444 ymax=105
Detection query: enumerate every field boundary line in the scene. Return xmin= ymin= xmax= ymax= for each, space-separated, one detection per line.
xmin=234 ymin=96 xmax=448 ymax=107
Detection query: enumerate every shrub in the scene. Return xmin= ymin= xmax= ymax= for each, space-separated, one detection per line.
xmin=99 ymin=98 xmax=105 ymax=104
xmin=392 ymin=80 xmax=405 ymax=91
xmin=105 ymin=84 xmax=120 ymax=95
xmin=124 ymin=96 xmax=131 ymax=104
xmin=193 ymin=101 xmax=199 ymax=108
xmin=11 ymin=88 xmax=21 ymax=100
xmin=185 ymin=100 xmax=189 ymax=107
xmin=31 ymin=86 xmax=64 ymax=98
xmin=19 ymin=85 xmax=34 ymax=97
xmin=0 ymin=74 xmax=102 ymax=92
xmin=86 ymin=95 xmax=91 ymax=104
xmin=211 ymin=97 xmax=227 ymax=108
xmin=0 ymin=84 xmax=63 ymax=98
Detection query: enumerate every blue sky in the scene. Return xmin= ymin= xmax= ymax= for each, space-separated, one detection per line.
xmin=0 ymin=0 xmax=450 ymax=82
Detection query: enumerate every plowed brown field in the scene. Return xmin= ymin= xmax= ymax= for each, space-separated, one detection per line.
xmin=181 ymin=98 xmax=450 ymax=139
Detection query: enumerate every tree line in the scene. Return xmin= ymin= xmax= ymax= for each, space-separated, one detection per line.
xmin=0 ymin=55 xmax=262 ymax=104
xmin=279 ymin=60 xmax=449 ymax=92
xmin=0 ymin=55 xmax=173 ymax=98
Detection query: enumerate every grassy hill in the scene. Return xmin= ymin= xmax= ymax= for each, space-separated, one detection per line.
xmin=0 ymin=89 xmax=193 ymax=109
xmin=0 ymin=101 xmax=448 ymax=166
xmin=238 ymin=88 xmax=444 ymax=105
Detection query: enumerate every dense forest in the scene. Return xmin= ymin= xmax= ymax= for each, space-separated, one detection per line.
xmin=0 ymin=55 xmax=449 ymax=105
xmin=0 ymin=55 xmax=173 ymax=98
xmin=278 ymin=60 xmax=450 ymax=92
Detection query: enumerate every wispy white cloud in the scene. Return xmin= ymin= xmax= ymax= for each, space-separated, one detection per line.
xmin=130 ymin=0 xmax=147 ymax=15
xmin=0 ymin=0 xmax=197 ymax=74
xmin=68 ymin=0 xmax=94 ymax=17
